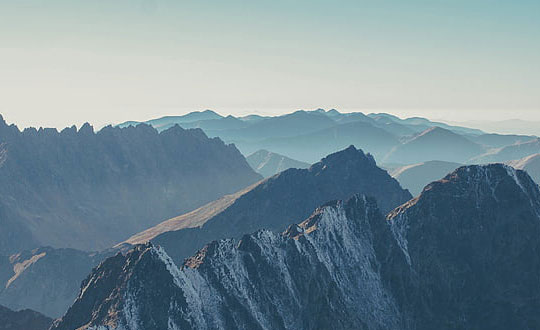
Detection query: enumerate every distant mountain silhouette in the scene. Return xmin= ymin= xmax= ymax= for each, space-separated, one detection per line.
xmin=507 ymin=153 xmax=540 ymax=184
xmin=246 ymin=150 xmax=310 ymax=177
xmin=470 ymin=133 xmax=536 ymax=148
xmin=249 ymin=121 xmax=400 ymax=163
xmin=117 ymin=109 xmax=497 ymax=164
xmin=0 ymin=115 xmax=261 ymax=254
xmin=384 ymin=127 xmax=485 ymax=164
xmin=117 ymin=110 xmax=223 ymax=130
xmin=389 ymin=160 xmax=463 ymax=196
xmin=471 ymin=138 xmax=540 ymax=163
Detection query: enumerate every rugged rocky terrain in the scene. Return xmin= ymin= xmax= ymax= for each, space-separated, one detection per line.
xmin=123 ymin=145 xmax=412 ymax=263
xmin=119 ymin=109 xmax=490 ymax=163
xmin=52 ymin=164 xmax=540 ymax=329
xmin=0 ymin=115 xmax=261 ymax=254
xmin=0 ymin=305 xmax=51 ymax=330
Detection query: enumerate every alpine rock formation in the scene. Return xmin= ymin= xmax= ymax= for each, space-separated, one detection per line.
xmin=0 ymin=115 xmax=261 ymax=254
xmin=51 ymin=195 xmax=406 ymax=330
xmin=121 ymin=145 xmax=412 ymax=263
xmin=53 ymin=164 xmax=540 ymax=329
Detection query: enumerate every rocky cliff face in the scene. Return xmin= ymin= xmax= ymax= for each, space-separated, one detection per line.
xmin=386 ymin=164 xmax=540 ymax=329
xmin=136 ymin=145 xmax=412 ymax=263
xmin=52 ymin=164 xmax=540 ymax=330
xmin=51 ymin=195 xmax=406 ymax=330
xmin=0 ymin=115 xmax=261 ymax=254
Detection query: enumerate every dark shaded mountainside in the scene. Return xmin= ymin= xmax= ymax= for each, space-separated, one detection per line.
xmin=0 ymin=304 xmax=51 ymax=330
xmin=507 ymin=153 xmax=540 ymax=184
xmin=0 ymin=114 xmax=261 ymax=254
xmin=122 ymin=146 xmax=412 ymax=263
xmin=52 ymin=164 xmax=540 ymax=330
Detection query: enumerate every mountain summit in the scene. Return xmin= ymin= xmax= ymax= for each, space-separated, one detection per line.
xmin=123 ymin=145 xmax=412 ymax=263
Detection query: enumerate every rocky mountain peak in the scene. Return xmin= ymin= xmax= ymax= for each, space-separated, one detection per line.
xmin=315 ymin=145 xmax=375 ymax=169
xmin=419 ymin=164 xmax=540 ymax=203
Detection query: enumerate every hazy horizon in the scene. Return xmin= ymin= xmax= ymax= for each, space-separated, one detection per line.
xmin=1 ymin=0 xmax=539 ymax=129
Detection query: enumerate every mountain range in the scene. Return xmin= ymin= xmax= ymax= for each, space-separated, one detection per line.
xmin=52 ymin=164 xmax=540 ymax=330
xmin=0 ymin=115 xmax=261 ymax=255
xmin=121 ymin=146 xmax=412 ymax=264
xmin=0 ymin=146 xmax=410 ymax=318
xmin=119 ymin=109 xmax=515 ymax=164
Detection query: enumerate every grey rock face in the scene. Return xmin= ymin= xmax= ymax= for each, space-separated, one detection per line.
xmin=51 ymin=196 xmax=406 ymax=330
xmin=53 ymin=164 xmax=540 ymax=330
xmin=0 ymin=116 xmax=261 ymax=254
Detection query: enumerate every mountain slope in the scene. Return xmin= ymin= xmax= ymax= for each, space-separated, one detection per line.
xmin=506 ymin=153 xmax=540 ymax=184
xmin=470 ymin=133 xmax=536 ymax=148
xmin=386 ymin=164 xmax=540 ymax=329
xmin=389 ymin=160 xmax=462 ymax=196
xmin=471 ymin=137 xmax=540 ymax=163
xmin=53 ymin=164 xmax=540 ymax=330
xmin=252 ymin=121 xmax=400 ymax=163
xmin=383 ymin=127 xmax=484 ymax=164
xmin=51 ymin=195 xmax=406 ymax=330
xmin=246 ymin=150 xmax=310 ymax=177
xmin=123 ymin=145 xmax=412 ymax=263
xmin=0 ymin=305 xmax=51 ymax=330
xmin=0 ymin=115 xmax=261 ymax=254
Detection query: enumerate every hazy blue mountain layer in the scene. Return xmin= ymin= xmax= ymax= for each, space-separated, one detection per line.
xmin=0 ymin=115 xmax=261 ymax=254
xmin=246 ymin=150 xmax=310 ymax=178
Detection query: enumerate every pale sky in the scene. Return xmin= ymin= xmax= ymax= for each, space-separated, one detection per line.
xmin=0 ymin=0 xmax=539 ymax=129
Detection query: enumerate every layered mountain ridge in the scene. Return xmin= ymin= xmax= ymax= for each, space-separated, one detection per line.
xmin=52 ymin=164 xmax=540 ymax=329
xmin=0 ymin=115 xmax=261 ymax=254
xmin=122 ymin=145 xmax=412 ymax=263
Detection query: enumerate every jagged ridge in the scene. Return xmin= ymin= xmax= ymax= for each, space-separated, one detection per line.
xmin=53 ymin=164 xmax=540 ymax=330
